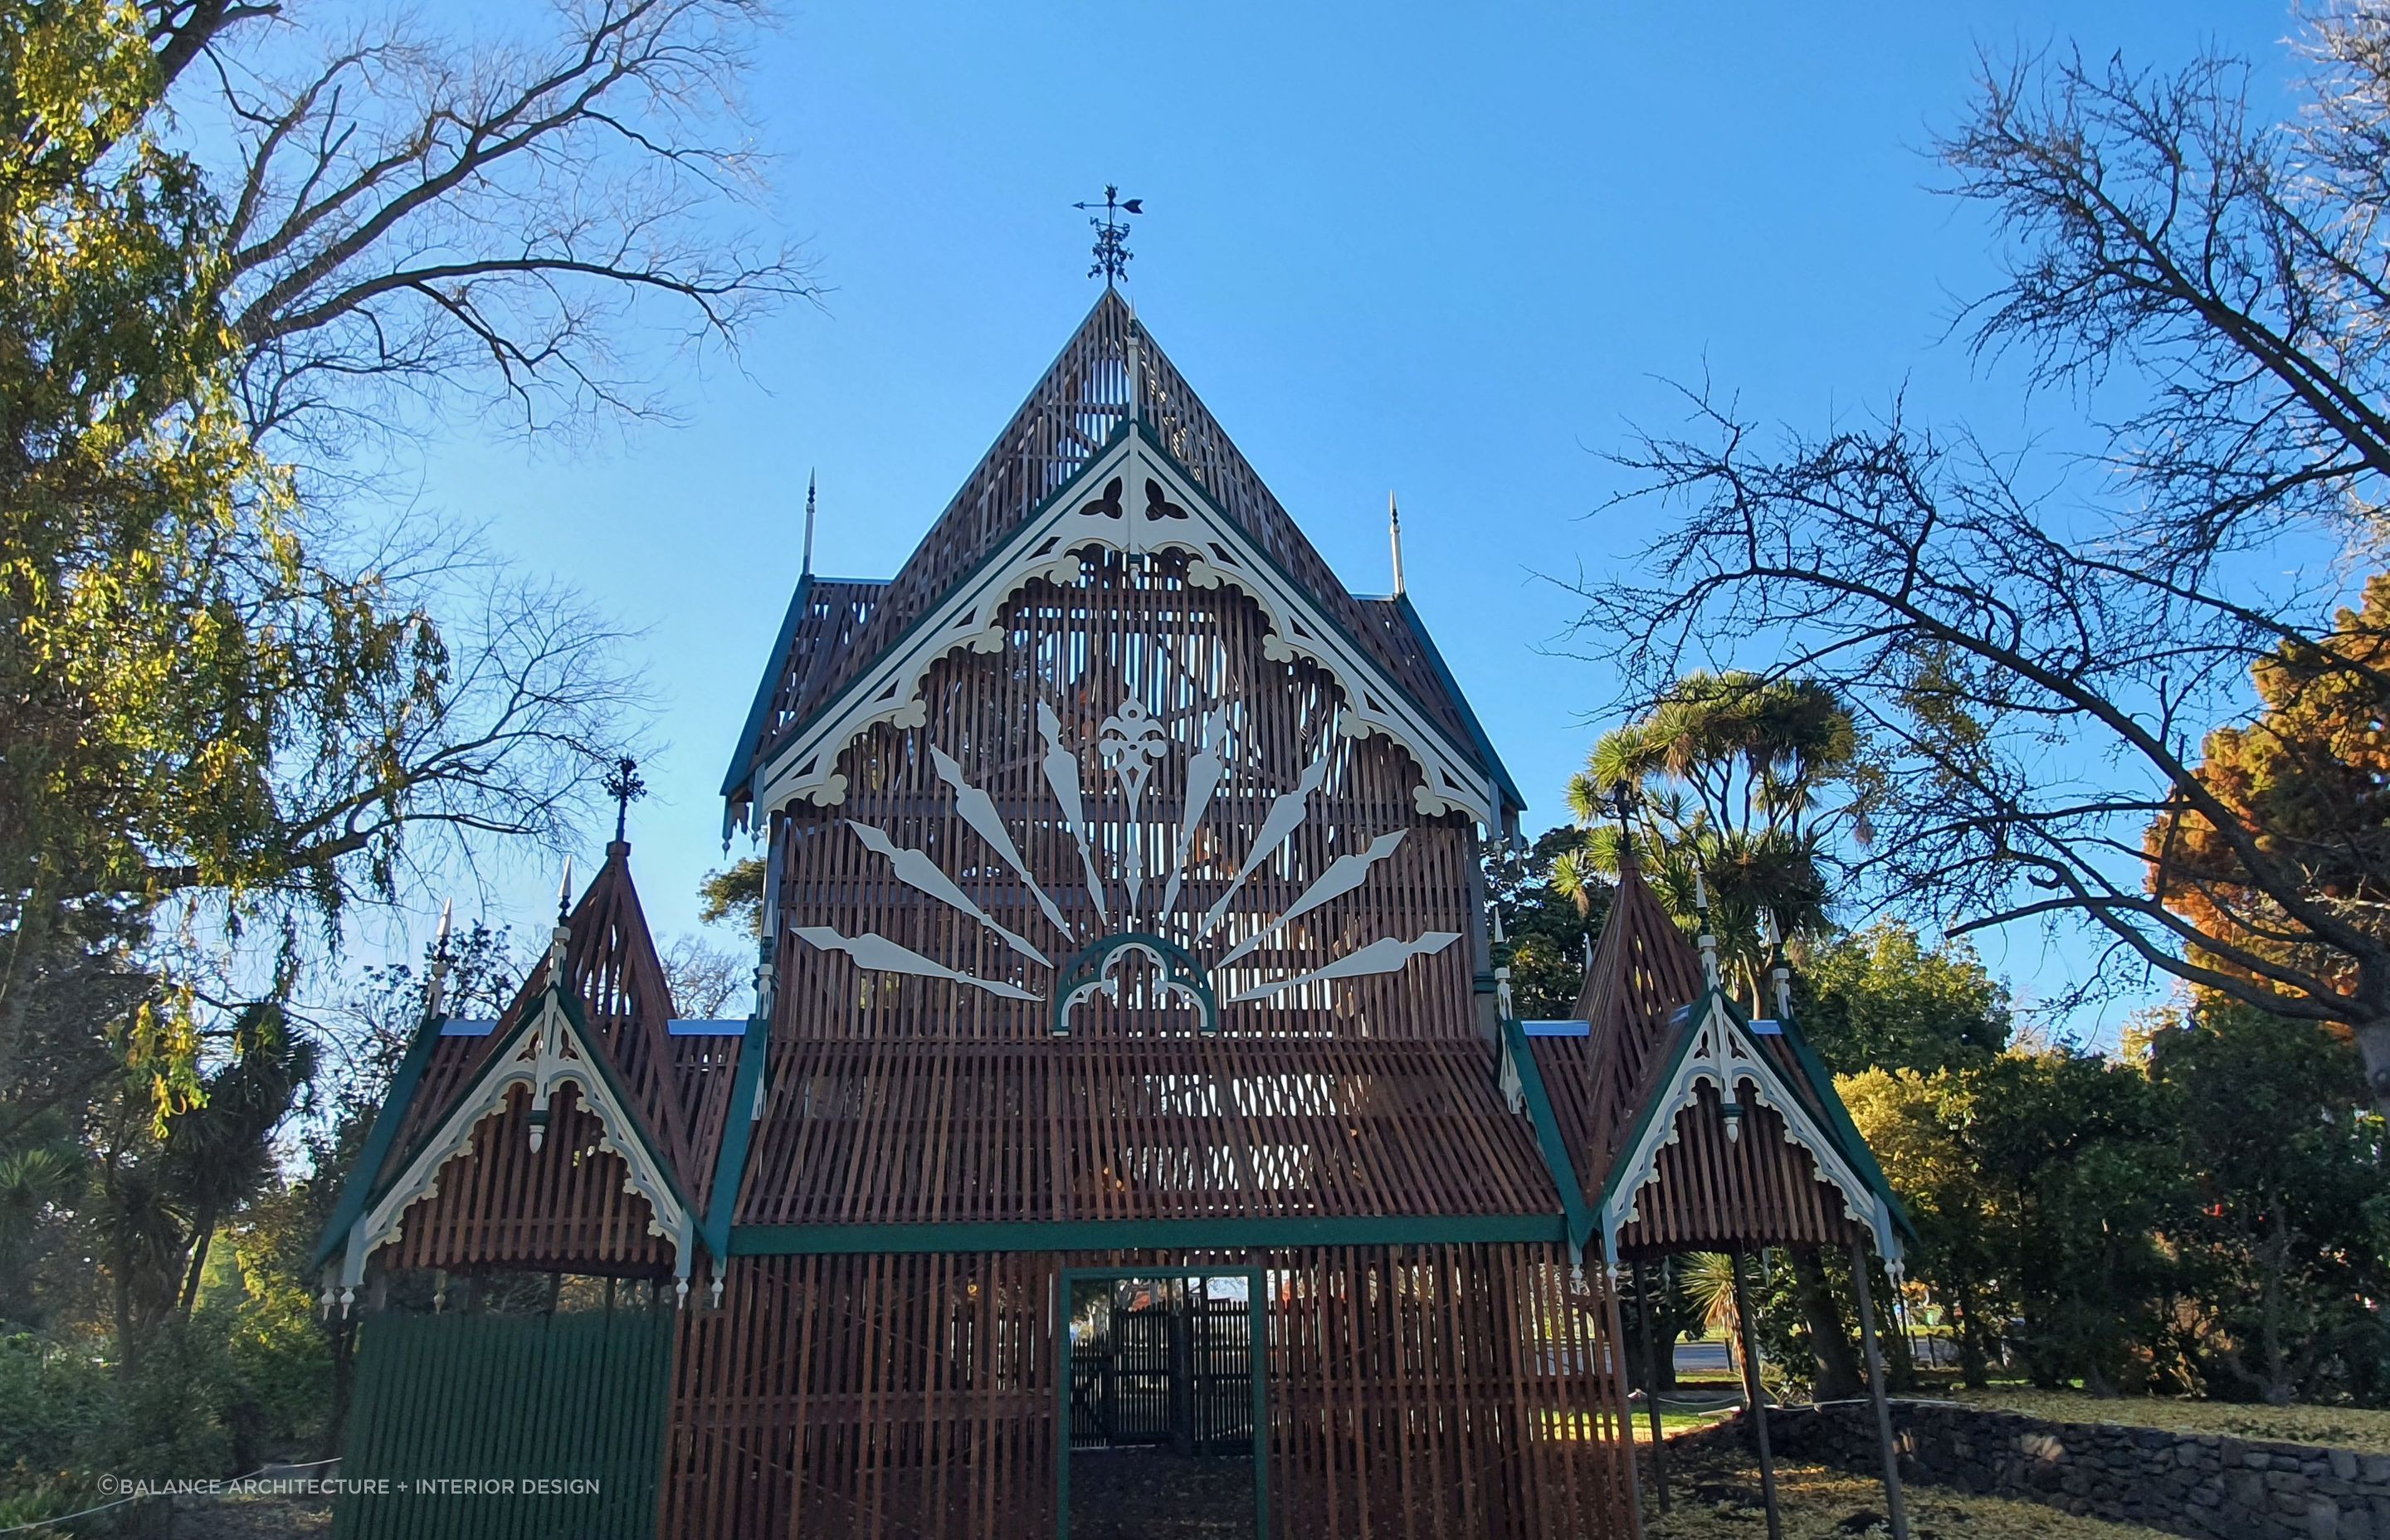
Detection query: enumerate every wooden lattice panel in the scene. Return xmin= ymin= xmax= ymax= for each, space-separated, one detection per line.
xmin=660 ymin=1245 xmax=1636 ymax=1540
xmin=772 ymin=558 xmax=1479 ymax=1043
xmin=1612 ymin=1082 xmax=1870 ymax=1258
xmin=380 ymin=844 xmax=738 ymax=1219
xmin=735 ymin=1039 xmax=1553 ymax=1227
xmin=382 ymin=1084 xmax=674 ymax=1276
xmin=752 ymin=293 xmax=1477 ymax=772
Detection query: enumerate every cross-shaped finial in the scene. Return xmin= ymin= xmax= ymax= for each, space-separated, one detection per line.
xmin=1073 ymin=186 xmax=1143 ymax=286
xmin=603 ymin=755 xmax=646 ymax=844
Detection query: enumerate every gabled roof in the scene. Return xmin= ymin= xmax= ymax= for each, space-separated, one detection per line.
xmin=1526 ymin=850 xmax=1912 ymax=1265
xmin=311 ymin=843 xmax=745 ymax=1277
xmin=1529 ymin=848 xmax=1708 ymax=1188
xmin=722 ymin=292 xmax=1516 ymax=826
xmin=720 ymin=576 xmax=888 ymax=811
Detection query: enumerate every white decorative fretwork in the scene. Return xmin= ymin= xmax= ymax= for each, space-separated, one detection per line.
xmin=749 ymin=432 xmax=1500 ymax=826
xmin=330 ymin=972 xmax=695 ymax=1312
xmin=1597 ymin=992 xmax=1901 ymax=1274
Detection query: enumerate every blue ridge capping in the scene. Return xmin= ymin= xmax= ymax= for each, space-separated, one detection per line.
xmin=437 ymin=1017 xmax=498 ymax=1037
xmin=666 ymin=1019 xmax=749 ymax=1037
xmin=1521 ymin=1019 xmax=1591 ymax=1038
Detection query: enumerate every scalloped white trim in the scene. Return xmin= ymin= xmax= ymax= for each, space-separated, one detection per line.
xmin=339 ymin=992 xmax=692 ymax=1292
xmin=750 ymin=436 xmax=1499 ymax=826
xmin=1598 ymin=997 xmax=1900 ymax=1270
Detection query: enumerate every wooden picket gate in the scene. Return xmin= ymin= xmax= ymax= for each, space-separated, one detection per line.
xmin=334 ymin=1309 xmax=675 ymax=1540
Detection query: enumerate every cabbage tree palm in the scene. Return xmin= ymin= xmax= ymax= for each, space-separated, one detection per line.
xmin=1569 ymin=670 xmax=1871 ymax=1007
xmin=1575 ymin=672 xmax=1875 ymax=1399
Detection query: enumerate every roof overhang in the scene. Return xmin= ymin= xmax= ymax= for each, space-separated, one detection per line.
xmin=742 ymin=422 xmax=1505 ymax=831
xmin=1594 ymin=987 xmax=1905 ymax=1275
xmin=314 ymin=984 xmax=700 ymax=1311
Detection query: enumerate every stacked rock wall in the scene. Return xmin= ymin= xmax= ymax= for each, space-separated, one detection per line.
xmin=1678 ymin=1400 xmax=2390 ymax=1540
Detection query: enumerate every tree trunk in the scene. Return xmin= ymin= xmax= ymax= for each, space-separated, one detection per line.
xmin=1624 ymin=1265 xmax=1682 ymax=1391
xmin=177 ymin=1205 xmax=217 ymax=1320
xmin=1792 ymin=1247 xmax=1863 ymax=1400
xmin=1950 ymin=1291 xmax=1990 ymax=1391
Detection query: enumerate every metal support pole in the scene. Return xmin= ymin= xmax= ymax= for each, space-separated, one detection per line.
xmin=1636 ymin=1258 xmax=1670 ymax=1513
xmin=1851 ymin=1243 xmax=1912 ymax=1540
xmin=1733 ymin=1249 xmax=1783 ymax=1540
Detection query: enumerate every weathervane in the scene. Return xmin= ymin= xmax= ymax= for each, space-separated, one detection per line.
xmin=1073 ymin=185 xmax=1143 ymax=285
xmin=603 ymin=755 xmax=646 ymax=843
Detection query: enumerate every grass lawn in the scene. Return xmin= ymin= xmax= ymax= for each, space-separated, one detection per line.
xmin=1646 ymin=1446 xmax=2174 ymax=1540
xmin=1939 ymin=1384 xmax=2390 ymax=1455
xmin=1630 ymin=1409 xmax=1739 ymax=1440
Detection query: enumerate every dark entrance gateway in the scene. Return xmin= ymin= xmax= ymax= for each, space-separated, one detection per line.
xmin=1064 ymin=1270 xmax=1261 ymax=1540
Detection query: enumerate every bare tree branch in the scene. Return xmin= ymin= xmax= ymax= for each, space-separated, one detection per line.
xmin=188 ymin=0 xmax=817 ymax=451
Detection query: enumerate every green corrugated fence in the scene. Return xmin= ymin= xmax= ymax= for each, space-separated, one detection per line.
xmin=333 ymin=1309 xmax=674 ymax=1540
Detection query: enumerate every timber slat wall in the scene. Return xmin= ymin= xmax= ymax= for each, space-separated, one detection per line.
xmin=739 ymin=1039 xmax=1550 ymax=1226
xmin=748 ymin=563 xmax=1537 ymax=1233
xmin=384 ymin=1084 xmax=673 ymax=1276
xmin=1613 ymin=1084 xmax=1867 ymax=1257
xmin=749 ymin=292 xmax=1479 ymax=771
xmin=773 ymin=563 xmax=1475 ymax=1040
xmin=661 ymin=1245 xmax=1636 ymax=1540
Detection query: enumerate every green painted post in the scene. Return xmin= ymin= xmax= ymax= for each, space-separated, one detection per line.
xmin=1249 ymin=1274 xmax=1268 ymax=1540
xmin=1056 ymin=1274 xmax=1075 ymax=1540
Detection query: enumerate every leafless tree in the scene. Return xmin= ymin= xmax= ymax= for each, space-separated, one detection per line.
xmin=662 ymin=933 xmax=746 ymax=1017
xmin=120 ymin=0 xmax=815 ymax=930
xmin=151 ymin=0 xmax=812 ymax=450
xmin=1573 ymin=14 xmax=2390 ymax=1108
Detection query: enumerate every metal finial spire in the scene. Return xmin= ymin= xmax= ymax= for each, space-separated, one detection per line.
xmin=556 ymin=855 xmax=574 ymax=924
xmin=1388 ymin=492 xmax=1406 ymax=596
xmin=603 ymin=755 xmax=646 ymax=844
xmin=1693 ymin=866 xmax=1721 ymax=989
xmin=1605 ymin=781 xmax=1639 ymax=870
xmin=1073 ymin=185 xmax=1143 ymax=286
xmin=426 ymin=898 xmax=456 ymax=1016
xmin=801 ymin=471 xmax=817 ymax=579
xmin=1761 ymin=906 xmax=1795 ymax=1021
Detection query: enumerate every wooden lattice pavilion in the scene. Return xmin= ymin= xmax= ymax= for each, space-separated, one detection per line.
xmin=314 ymin=293 xmax=1914 ymax=1540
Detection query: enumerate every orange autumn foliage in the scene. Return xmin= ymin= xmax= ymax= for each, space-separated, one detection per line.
xmin=2148 ymin=575 xmax=2390 ymax=1000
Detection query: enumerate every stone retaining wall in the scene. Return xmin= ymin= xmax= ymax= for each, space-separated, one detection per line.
xmin=1675 ymin=1399 xmax=2390 ymax=1540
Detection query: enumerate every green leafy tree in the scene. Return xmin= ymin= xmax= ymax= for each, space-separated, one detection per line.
xmin=2143 ymin=1005 xmax=2390 ymax=1405
xmin=1485 ymin=827 xmax=1608 ymax=1018
xmin=1568 ymin=670 xmax=1870 ymax=1006
xmin=1846 ymin=1048 xmax=2186 ymax=1393
xmin=1798 ymin=921 xmax=2012 ymax=1075
xmin=700 ymin=856 xmax=768 ymax=939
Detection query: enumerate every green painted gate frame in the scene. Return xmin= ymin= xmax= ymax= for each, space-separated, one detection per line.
xmin=1056 ymin=1266 xmax=1267 ymax=1540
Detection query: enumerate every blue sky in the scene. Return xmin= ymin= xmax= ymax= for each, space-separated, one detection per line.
xmin=409 ymin=2 xmax=2305 ymax=1038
